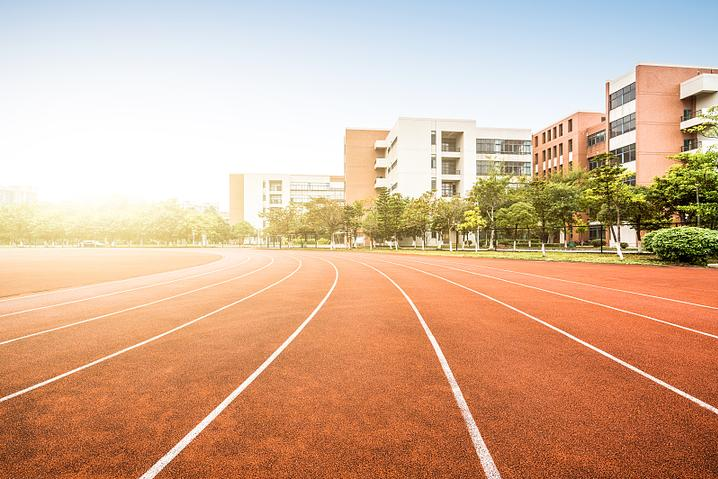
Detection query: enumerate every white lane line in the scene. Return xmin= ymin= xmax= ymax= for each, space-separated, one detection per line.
xmin=348 ymin=258 xmax=501 ymax=479
xmin=0 ymin=255 xmax=252 ymax=319
xmin=139 ymin=258 xmax=339 ymax=479
xmin=0 ymin=256 xmax=264 ymax=346
xmin=0 ymin=251 xmax=229 ymax=304
xmin=401 ymin=258 xmax=718 ymax=341
xmin=380 ymin=259 xmax=718 ymax=417
xmin=422 ymin=256 xmax=718 ymax=311
xmin=0 ymin=256 xmax=302 ymax=403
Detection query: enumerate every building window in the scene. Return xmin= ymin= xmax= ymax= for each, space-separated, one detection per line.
xmin=548 ymin=148 xmax=552 ymax=160
xmin=587 ymin=130 xmax=606 ymax=146
xmin=559 ymin=143 xmax=563 ymax=156
xmin=611 ymin=143 xmax=636 ymax=164
xmin=559 ymin=124 xmax=563 ymax=136
xmin=553 ymin=146 xmax=557 ymax=158
xmin=542 ymin=150 xmax=546 ymax=161
xmin=609 ymin=82 xmax=636 ymax=110
xmin=431 ymin=155 xmax=436 ymax=168
xmin=542 ymin=132 xmax=546 ymax=144
xmin=534 ymin=136 xmax=538 ymax=147
xmin=553 ymin=127 xmax=557 ymax=139
xmin=431 ymin=178 xmax=436 ymax=191
xmin=441 ymin=159 xmax=458 ymax=175
xmin=548 ymin=129 xmax=552 ymax=141
xmin=269 ymin=194 xmax=282 ymax=205
xmin=476 ymin=139 xmax=531 ymax=155
xmin=534 ymin=153 xmax=538 ymax=164
xmin=568 ymin=119 xmax=573 ymax=132
xmin=568 ymin=139 xmax=573 ymax=152
xmin=431 ymin=130 xmax=436 ymax=146
xmin=441 ymin=182 xmax=456 ymax=197
xmin=609 ymin=113 xmax=636 ymax=138
xmin=268 ymin=180 xmax=282 ymax=192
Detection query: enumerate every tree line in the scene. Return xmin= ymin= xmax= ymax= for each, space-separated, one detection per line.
xmin=262 ymin=150 xmax=718 ymax=251
xmin=0 ymin=199 xmax=256 ymax=245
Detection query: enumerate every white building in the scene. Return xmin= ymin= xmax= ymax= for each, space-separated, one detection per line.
xmin=371 ymin=118 xmax=531 ymax=200
xmin=0 ymin=186 xmax=37 ymax=205
xmin=229 ymin=173 xmax=344 ymax=230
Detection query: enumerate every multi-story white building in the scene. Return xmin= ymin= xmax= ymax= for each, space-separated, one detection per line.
xmin=0 ymin=186 xmax=37 ymax=205
xmin=229 ymin=173 xmax=344 ymax=229
xmin=345 ymin=118 xmax=531 ymax=203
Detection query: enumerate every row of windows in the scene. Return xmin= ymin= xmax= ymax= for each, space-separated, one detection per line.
xmin=290 ymin=182 xmax=338 ymax=191
xmin=537 ymin=119 xmax=573 ymax=145
xmin=609 ymin=113 xmax=636 ymax=138
xmin=587 ymin=130 xmax=606 ymax=146
xmin=476 ymin=159 xmax=531 ymax=176
xmin=587 ymin=143 xmax=636 ymax=169
xmin=609 ymin=82 xmax=635 ymax=110
xmin=476 ymin=138 xmax=531 ymax=155
xmin=537 ymin=140 xmax=573 ymax=163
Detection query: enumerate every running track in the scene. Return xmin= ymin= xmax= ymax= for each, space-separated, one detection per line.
xmin=1 ymin=249 xmax=717 ymax=478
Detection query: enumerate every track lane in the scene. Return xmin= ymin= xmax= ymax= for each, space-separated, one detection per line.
xmin=0 ymin=254 xmax=297 ymax=401
xmin=0 ymin=255 xmax=260 ymax=345
xmin=401 ymin=257 xmax=718 ymax=338
xmin=142 ymin=253 xmax=491 ymax=478
xmin=0 ymin=252 xmax=334 ymax=478
xmin=375 ymin=255 xmax=718 ymax=408
xmin=0 ymin=249 xmax=232 ymax=308
xmin=392 ymin=253 xmax=718 ymax=309
xmin=351 ymin=253 xmax=718 ymax=478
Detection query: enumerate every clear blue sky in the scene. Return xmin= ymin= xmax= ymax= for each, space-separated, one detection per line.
xmin=1 ymin=0 xmax=717 ymax=208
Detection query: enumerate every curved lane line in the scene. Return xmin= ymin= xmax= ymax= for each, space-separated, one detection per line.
xmin=401 ymin=257 xmax=718 ymax=340
xmin=0 ymin=256 xmax=265 ymax=346
xmin=0 ymin=250 xmax=229 ymax=305
xmin=0 ymin=255 xmax=252 ymax=319
xmin=0 ymin=256 xmax=302 ymax=403
xmin=348 ymin=258 xmax=501 ymax=479
xmin=139 ymin=257 xmax=339 ymax=479
xmin=379 ymin=258 xmax=718 ymax=417
xmin=425 ymin=257 xmax=718 ymax=311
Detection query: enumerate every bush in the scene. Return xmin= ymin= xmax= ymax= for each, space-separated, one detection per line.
xmin=590 ymin=239 xmax=605 ymax=247
xmin=620 ymin=242 xmax=628 ymax=249
xmin=642 ymin=230 xmax=657 ymax=252
xmin=645 ymin=227 xmax=718 ymax=265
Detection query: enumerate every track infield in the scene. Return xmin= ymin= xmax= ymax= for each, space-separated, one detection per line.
xmin=1 ymin=248 xmax=717 ymax=478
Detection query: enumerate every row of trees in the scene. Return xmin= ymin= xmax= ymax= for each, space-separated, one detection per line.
xmin=0 ymin=199 xmax=256 ymax=245
xmin=261 ymin=150 xmax=718 ymax=252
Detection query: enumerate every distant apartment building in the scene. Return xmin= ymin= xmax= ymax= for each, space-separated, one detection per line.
xmin=0 ymin=186 xmax=37 ymax=205
xmin=344 ymin=117 xmax=532 ymax=203
xmin=533 ymin=112 xmax=606 ymax=176
xmin=534 ymin=64 xmax=718 ymax=186
xmin=228 ymin=173 xmax=344 ymax=229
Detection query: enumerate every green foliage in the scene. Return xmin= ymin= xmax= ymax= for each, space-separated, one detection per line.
xmin=401 ymin=193 xmax=434 ymax=240
xmin=371 ymin=190 xmax=406 ymax=242
xmin=0 ymin=200 xmax=238 ymax=245
xmin=642 ymin=227 xmax=718 ymax=265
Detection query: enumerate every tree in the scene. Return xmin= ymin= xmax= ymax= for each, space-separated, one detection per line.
xmin=401 ymin=193 xmax=434 ymax=249
xmin=304 ymin=198 xmax=343 ymax=249
xmin=459 ymin=206 xmax=486 ymax=251
xmin=522 ymin=176 xmax=556 ymax=245
xmin=342 ymin=201 xmax=365 ymax=248
xmin=583 ymin=153 xmax=635 ymax=258
xmin=372 ymin=191 xmax=406 ymax=250
xmin=231 ymin=220 xmax=256 ymax=244
xmin=685 ymin=105 xmax=718 ymax=139
xmin=361 ymin=209 xmax=380 ymax=249
xmin=547 ymin=178 xmax=583 ymax=247
xmin=469 ymin=171 xmax=511 ymax=249
xmin=649 ymin=150 xmax=718 ymax=229
xmin=622 ymin=186 xmax=661 ymax=251
xmin=496 ymin=202 xmax=538 ymax=250
xmin=260 ymin=203 xmax=301 ymax=247
xmin=433 ymin=196 xmax=468 ymax=252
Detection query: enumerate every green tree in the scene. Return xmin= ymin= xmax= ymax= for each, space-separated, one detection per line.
xmin=496 ymin=201 xmax=538 ymax=249
xmin=231 ymin=220 xmax=256 ymax=244
xmin=433 ymin=196 xmax=468 ymax=251
xmin=304 ymin=197 xmax=344 ymax=249
xmin=459 ymin=205 xmax=486 ymax=251
xmin=373 ymin=191 xmax=406 ymax=249
xmin=583 ymin=153 xmax=635 ymax=258
xmin=260 ymin=203 xmax=301 ymax=247
xmin=401 ymin=193 xmax=434 ymax=249
xmin=342 ymin=201 xmax=365 ymax=248
xmin=469 ymin=171 xmax=511 ymax=249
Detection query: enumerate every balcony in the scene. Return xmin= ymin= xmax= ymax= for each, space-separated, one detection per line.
xmin=681 ymin=140 xmax=702 ymax=152
xmin=374 ymin=177 xmax=388 ymax=189
xmin=374 ymin=139 xmax=388 ymax=150
xmin=374 ymin=157 xmax=387 ymax=169
xmin=441 ymin=169 xmax=461 ymax=179
xmin=680 ymin=108 xmax=716 ymax=131
xmin=680 ymin=73 xmax=718 ymax=100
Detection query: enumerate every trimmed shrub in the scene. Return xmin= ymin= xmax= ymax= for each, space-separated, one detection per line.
xmin=644 ymin=227 xmax=718 ymax=265
xmin=620 ymin=242 xmax=629 ymax=249
xmin=642 ymin=230 xmax=657 ymax=252
xmin=590 ymin=239 xmax=605 ymax=247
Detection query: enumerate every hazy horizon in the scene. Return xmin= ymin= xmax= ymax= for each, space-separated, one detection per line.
xmin=2 ymin=0 xmax=717 ymax=210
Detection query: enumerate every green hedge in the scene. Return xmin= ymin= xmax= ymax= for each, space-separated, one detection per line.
xmin=642 ymin=227 xmax=718 ymax=265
